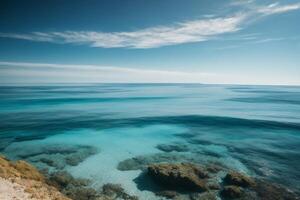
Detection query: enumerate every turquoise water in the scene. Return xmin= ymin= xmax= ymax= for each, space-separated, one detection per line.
xmin=0 ymin=84 xmax=300 ymax=198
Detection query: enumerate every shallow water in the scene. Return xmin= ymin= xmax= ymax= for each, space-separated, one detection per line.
xmin=0 ymin=84 xmax=300 ymax=198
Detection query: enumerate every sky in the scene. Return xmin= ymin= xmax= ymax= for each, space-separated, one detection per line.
xmin=0 ymin=0 xmax=300 ymax=85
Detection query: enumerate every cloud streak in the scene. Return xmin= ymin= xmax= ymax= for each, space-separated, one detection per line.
xmin=0 ymin=61 xmax=299 ymax=85
xmin=0 ymin=61 xmax=216 ymax=83
xmin=0 ymin=15 xmax=245 ymax=49
xmin=257 ymin=2 xmax=300 ymax=15
xmin=0 ymin=2 xmax=299 ymax=49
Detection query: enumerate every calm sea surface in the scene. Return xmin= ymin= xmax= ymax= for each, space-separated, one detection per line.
xmin=0 ymin=84 xmax=299 ymax=198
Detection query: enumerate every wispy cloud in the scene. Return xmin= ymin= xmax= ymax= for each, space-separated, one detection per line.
xmin=250 ymin=37 xmax=285 ymax=44
xmin=230 ymin=0 xmax=255 ymax=7
xmin=0 ymin=15 xmax=245 ymax=49
xmin=257 ymin=2 xmax=300 ymax=15
xmin=0 ymin=61 xmax=299 ymax=85
xmin=215 ymin=37 xmax=286 ymax=50
xmin=0 ymin=61 xmax=216 ymax=83
xmin=0 ymin=2 xmax=299 ymax=49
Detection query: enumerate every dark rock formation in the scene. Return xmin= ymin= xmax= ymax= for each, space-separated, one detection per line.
xmin=156 ymin=143 xmax=189 ymax=152
xmin=65 ymin=146 xmax=97 ymax=166
xmin=47 ymin=171 xmax=97 ymax=200
xmin=147 ymin=163 xmax=208 ymax=192
xmin=48 ymin=171 xmax=138 ymax=200
xmin=48 ymin=171 xmax=90 ymax=189
xmin=205 ymin=165 xmax=222 ymax=174
xmin=62 ymin=185 xmax=98 ymax=200
xmin=207 ymin=182 xmax=220 ymax=190
xmin=189 ymin=191 xmax=217 ymax=200
xmin=156 ymin=190 xmax=178 ymax=199
xmin=101 ymin=183 xmax=138 ymax=200
xmin=220 ymin=186 xmax=243 ymax=199
xmin=254 ymin=180 xmax=299 ymax=200
xmin=224 ymin=171 xmax=256 ymax=188
xmin=117 ymin=153 xmax=189 ymax=171
xmin=6 ymin=144 xmax=98 ymax=170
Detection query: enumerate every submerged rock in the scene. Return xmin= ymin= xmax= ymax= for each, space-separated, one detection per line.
xmin=117 ymin=153 xmax=190 ymax=171
xmin=101 ymin=183 xmax=138 ymax=200
xmin=48 ymin=171 xmax=90 ymax=190
xmin=205 ymin=165 xmax=222 ymax=174
xmin=28 ymin=145 xmax=97 ymax=170
xmin=47 ymin=170 xmax=105 ymax=200
xmin=5 ymin=143 xmax=98 ymax=170
xmin=206 ymin=182 xmax=220 ymax=190
xmin=156 ymin=190 xmax=179 ymax=199
xmin=65 ymin=146 xmax=97 ymax=166
xmin=63 ymin=184 xmax=98 ymax=200
xmin=147 ymin=163 xmax=208 ymax=192
xmin=48 ymin=171 xmax=138 ymax=200
xmin=189 ymin=191 xmax=217 ymax=200
xmin=254 ymin=180 xmax=299 ymax=200
xmin=32 ymin=154 xmax=66 ymax=170
xmin=220 ymin=186 xmax=243 ymax=199
xmin=156 ymin=143 xmax=189 ymax=153
xmin=102 ymin=183 xmax=125 ymax=197
xmin=224 ymin=171 xmax=255 ymax=188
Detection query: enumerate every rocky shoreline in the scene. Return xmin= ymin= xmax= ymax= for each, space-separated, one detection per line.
xmin=1 ymin=153 xmax=299 ymax=200
xmin=0 ymin=155 xmax=138 ymax=200
xmin=145 ymin=162 xmax=299 ymax=200
xmin=0 ymin=155 xmax=69 ymax=200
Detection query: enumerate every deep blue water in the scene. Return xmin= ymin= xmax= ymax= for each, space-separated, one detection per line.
xmin=0 ymin=84 xmax=299 ymax=198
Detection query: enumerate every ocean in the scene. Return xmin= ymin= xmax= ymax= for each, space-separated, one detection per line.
xmin=0 ymin=83 xmax=299 ymax=199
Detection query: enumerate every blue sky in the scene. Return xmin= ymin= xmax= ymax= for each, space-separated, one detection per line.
xmin=0 ymin=0 xmax=299 ymax=85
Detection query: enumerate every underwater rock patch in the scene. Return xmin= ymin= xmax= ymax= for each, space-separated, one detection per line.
xmin=48 ymin=171 xmax=138 ymax=200
xmin=100 ymin=183 xmax=138 ymax=200
xmin=65 ymin=146 xmax=98 ymax=166
xmin=189 ymin=191 xmax=217 ymax=200
xmin=156 ymin=190 xmax=179 ymax=199
xmin=156 ymin=143 xmax=189 ymax=153
xmin=15 ymin=144 xmax=78 ymax=159
xmin=48 ymin=171 xmax=90 ymax=189
xmin=6 ymin=144 xmax=98 ymax=170
xmin=223 ymin=171 xmax=256 ymax=188
xmin=117 ymin=153 xmax=191 ymax=171
xmin=220 ymin=186 xmax=243 ymax=199
xmin=63 ymin=185 xmax=98 ymax=200
xmin=221 ymin=172 xmax=300 ymax=200
xmin=253 ymin=180 xmax=299 ymax=200
xmin=48 ymin=171 xmax=99 ymax=200
xmin=147 ymin=163 xmax=208 ymax=192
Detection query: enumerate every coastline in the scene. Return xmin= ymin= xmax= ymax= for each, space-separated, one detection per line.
xmin=0 ymin=155 xmax=138 ymax=200
xmin=0 ymin=84 xmax=299 ymax=200
xmin=0 ymin=155 xmax=69 ymax=200
xmin=1 ymin=154 xmax=299 ymax=200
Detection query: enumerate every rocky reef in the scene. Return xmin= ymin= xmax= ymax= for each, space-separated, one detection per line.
xmin=156 ymin=143 xmax=189 ymax=153
xmin=47 ymin=170 xmax=138 ymax=200
xmin=117 ymin=153 xmax=190 ymax=171
xmin=4 ymin=144 xmax=98 ymax=170
xmin=1 ymin=147 xmax=299 ymax=200
xmin=0 ymin=154 xmax=138 ymax=200
xmin=144 ymin=162 xmax=299 ymax=200
xmin=148 ymin=163 xmax=208 ymax=192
